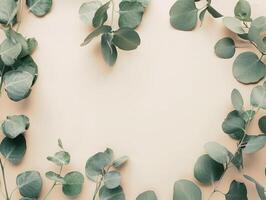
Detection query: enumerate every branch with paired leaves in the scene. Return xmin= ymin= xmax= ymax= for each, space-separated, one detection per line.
xmin=0 ymin=0 xmax=52 ymax=101
xmin=85 ymin=148 xmax=128 ymax=200
xmin=79 ymin=0 xmax=149 ymax=66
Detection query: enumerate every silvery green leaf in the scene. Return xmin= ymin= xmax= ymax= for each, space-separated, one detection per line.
xmin=26 ymin=38 xmax=38 ymax=55
xmin=243 ymin=135 xmax=266 ymax=154
xmin=0 ymin=39 xmax=22 ymax=66
xmin=113 ymin=156 xmax=129 ymax=169
xmin=1 ymin=115 xmax=30 ymax=139
xmin=62 ymin=171 xmax=84 ymax=197
xmin=101 ymin=33 xmax=117 ymax=66
xmin=248 ymin=17 xmax=266 ymax=53
xmin=119 ymin=1 xmax=144 ymax=29
xmin=173 ymin=180 xmax=202 ymax=200
xmin=234 ymin=0 xmax=251 ymax=21
xmin=92 ymin=1 xmax=110 ymax=28
xmin=47 ymin=151 xmax=70 ymax=166
xmin=231 ymin=89 xmax=243 ymax=112
xmin=244 ymin=175 xmax=266 ymax=200
xmin=45 ymin=171 xmax=65 ymax=184
xmin=0 ymin=135 xmax=26 ymax=165
xmin=99 ymin=186 xmax=125 ymax=200
xmin=240 ymin=110 xmax=255 ymax=123
xmin=26 ymin=0 xmax=52 ymax=17
xmin=112 ymin=28 xmax=141 ymax=50
xmin=258 ymin=116 xmax=266 ymax=133
xmin=122 ymin=0 xmax=150 ymax=7
xmin=17 ymin=171 xmax=43 ymax=198
xmin=225 ymin=180 xmax=248 ymax=200
xmin=194 ymin=154 xmax=224 ymax=185
xmin=204 ymin=142 xmax=231 ymax=164
xmin=3 ymin=70 xmax=34 ymax=102
xmin=79 ymin=1 xmax=102 ymax=25
xmin=223 ymin=17 xmax=245 ymax=34
xmin=231 ymin=150 xmax=243 ymax=170
xmin=250 ymin=83 xmax=266 ymax=109
xmin=85 ymin=151 xmax=112 ymax=181
xmin=104 ymin=171 xmax=121 ymax=189
xmin=233 ymin=52 xmax=266 ymax=84
xmin=222 ymin=110 xmax=246 ymax=140
xmin=214 ymin=37 xmax=235 ymax=59
xmin=137 ymin=191 xmax=157 ymax=200
xmin=0 ymin=0 xmax=18 ymax=25
xmin=81 ymin=25 xmax=112 ymax=46
xmin=169 ymin=0 xmax=198 ymax=31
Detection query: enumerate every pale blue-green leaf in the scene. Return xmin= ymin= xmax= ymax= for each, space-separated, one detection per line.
xmin=243 ymin=135 xmax=266 ymax=154
xmin=223 ymin=17 xmax=245 ymax=34
xmin=234 ymin=0 xmax=251 ymax=21
xmin=0 ymin=39 xmax=22 ymax=65
xmin=99 ymin=186 xmax=125 ymax=200
xmin=250 ymin=83 xmax=266 ymax=109
xmin=113 ymin=156 xmax=129 ymax=169
xmin=231 ymin=89 xmax=243 ymax=111
xmin=214 ymin=37 xmax=235 ymax=59
xmin=81 ymin=25 xmax=112 ymax=46
xmin=92 ymin=1 xmax=110 ymax=28
xmin=112 ymin=28 xmax=140 ymax=50
xmin=79 ymin=1 xmax=102 ymax=24
xmin=122 ymin=0 xmax=150 ymax=7
xmin=62 ymin=171 xmax=84 ymax=197
xmin=26 ymin=0 xmax=52 ymax=17
xmin=204 ymin=142 xmax=230 ymax=164
xmin=137 ymin=191 xmax=157 ymax=200
xmin=47 ymin=151 xmax=70 ymax=166
xmin=45 ymin=171 xmax=65 ymax=184
xmin=0 ymin=0 xmax=18 ymax=25
xmin=173 ymin=179 xmax=201 ymax=200
xmin=248 ymin=17 xmax=266 ymax=53
xmin=104 ymin=171 xmax=121 ymax=189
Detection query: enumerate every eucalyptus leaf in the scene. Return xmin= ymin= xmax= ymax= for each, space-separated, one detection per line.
xmin=231 ymin=150 xmax=243 ymax=170
xmin=47 ymin=151 xmax=70 ymax=166
xmin=0 ymin=135 xmax=26 ymax=165
xmin=214 ymin=37 xmax=235 ymax=59
xmin=173 ymin=179 xmax=202 ymax=200
xmin=79 ymin=1 xmax=102 ymax=25
xmin=0 ymin=0 xmax=18 ymax=25
xmin=45 ymin=171 xmax=65 ymax=184
xmin=234 ymin=0 xmax=251 ymax=21
xmin=137 ymin=191 xmax=157 ymax=200
xmin=113 ymin=156 xmax=129 ymax=169
xmin=250 ymin=83 xmax=266 ymax=109
xmin=26 ymin=0 xmax=52 ymax=17
xmin=243 ymin=135 xmax=266 ymax=154
xmin=99 ymin=186 xmax=125 ymax=200
xmin=101 ymin=33 xmax=118 ymax=66
xmin=104 ymin=171 xmax=121 ymax=189
xmin=223 ymin=17 xmax=245 ymax=34
xmin=258 ymin=116 xmax=266 ymax=133
xmin=92 ymin=1 xmax=110 ymax=28
xmin=112 ymin=28 xmax=141 ymax=50
xmin=231 ymin=89 xmax=243 ymax=112
xmin=16 ymin=171 xmax=43 ymax=198
xmin=207 ymin=6 xmax=222 ymax=18
xmin=0 ymin=39 xmax=22 ymax=66
xmin=248 ymin=17 xmax=266 ymax=53
xmin=240 ymin=110 xmax=255 ymax=123
xmin=194 ymin=154 xmax=224 ymax=185
xmin=199 ymin=8 xmax=207 ymax=23
xmin=169 ymin=0 xmax=198 ymax=31
xmin=122 ymin=0 xmax=150 ymax=7
xmin=81 ymin=25 xmax=112 ymax=46
xmin=119 ymin=1 xmax=144 ymax=29
xmin=3 ymin=70 xmax=34 ymax=102
xmin=204 ymin=142 xmax=231 ymax=164
xmin=244 ymin=175 xmax=266 ymax=200
xmin=1 ymin=115 xmax=29 ymax=139
xmin=233 ymin=52 xmax=266 ymax=84
xmin=62 ymin=171 xmax=84 ymax=197
xmin=225 ymin=180 xmax=248 ymax=200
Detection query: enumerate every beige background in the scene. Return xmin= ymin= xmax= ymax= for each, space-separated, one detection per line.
xmin=1 ymin=0 xmax=266 ymax=199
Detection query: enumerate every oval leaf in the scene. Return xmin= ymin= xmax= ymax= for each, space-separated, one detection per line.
xmin=26 ymin=0 xmax=52 ymax=17
xmin=173 ymin=179 xmax=202 ymax=200
xmin=101 ymin=33 xmax=118 ymax=66
xmin=231 ymin=89 xmax=243 ymax=112
xmin=214 ymin=37 xmax=235 ymax=59
xmin=112 ymin=28 xmax=140 ymax=50
xmin=223 ymin=17 xmax=245 ymax=34
xmin=104 ymin=171 xmax=121 ymax=189
xmin=243 ymin=135 xmax=266 ymax=154
xmin=137 ymin=191 xmax=157 ymax=200
xmin=204 ymin=142 xmax=230 ymax=164
xmin=258 ymin=116 xmax=266 ymax=133
xmin=62 ymin=171 xmax=84 ymax=197
xmin=79 ymin=1 xmax=102 ymax=25
xmin=225 ymin=180 xmax=247 ymax=200
xmin=99 ymin=186 xmax=125 ymax=200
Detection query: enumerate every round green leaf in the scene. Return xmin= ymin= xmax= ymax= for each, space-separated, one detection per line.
xmin=231 ymin=89 xmax=243 ymax=112
xmin=0 ymin=39 xmax=22 ymax=65
xmin=248 ymin=17 xmax=266 ymax=53
xmin=194 ymin=154 xmax=224 ymax=185
xmin=137 ymin=191 xmax=157 ymax=200
xmin=119 ymin=1 xmax=144 ymax=29
xmin=16 ymin=171 xmax=43 ymax=198
xmin=3 ymin=70 xmax=34 ymax=102
xmin=204 ymin=142 xmax=230 ymax=164
xmin=113 ymin=156 xmax=129 ymax=169
xmin=258 ymin=116 xmax=266 ymax=133
xmin=104 ymin=171 xmax=121 ymax=189
xmin=47 ymin=151 xmax=70 ymax=166
xmin=243 ymin=135 xmax=266 ymax=154
xmin=173 ymin=179 xmax=201 ymax=200
xmin=112 ymin=28 xmax=140 ymax=50
xmin=169 ymin=0 xmax=198 ymax=31
xmin=250 ymin=83 xmax=266 ymax=109
xmin=222 ymin=110 xmax=246 ymax=140
xmin=101 ymin=33 xmax=117 ymax=66
xmin=0 ymin=135 xmax=26 ymax=165
xmin=99 ymin=186 xmax=125 ymax=200
xmin=85 ymin=151 xmax=112 ymax=181
xmin=92 ymin=1 xmax=110 ymax=28
xmin=45 ymin=171 xmax=65 ymax=183
xmin=214 ymin=37 xmax=235 ymax=59
xmin=0 ymin=0 xmax=17 ymax=25
xmin=233 ymin=52 xmax=266 ymax=84
xmin=225 ymin=180 xmax=247 ymax=200
xmin=1 ymin=115 xmax=29 ymax=139
xmin=223 ymin=17 xmax=245 ymax=34
xmin=234 ymin=0 xmax=251 ymax=21
xmin=62 ymin=171 xmax=84 ymax=197
xmin=26 ymin=0 xmax=52 ymax=17
xmin=79 ymin=1 xmax=102 ymax=25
